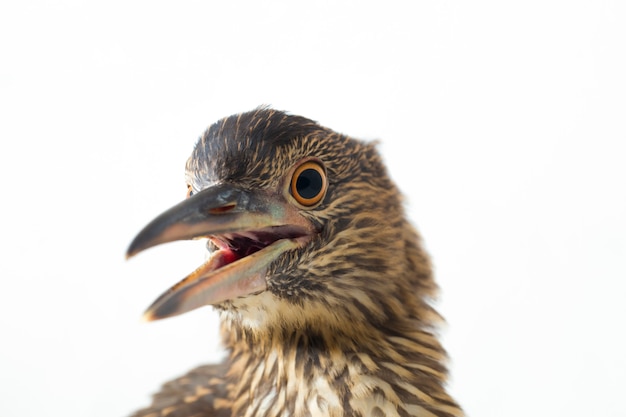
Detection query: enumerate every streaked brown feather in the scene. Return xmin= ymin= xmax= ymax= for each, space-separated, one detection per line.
xmin=130 ymin=107 xmax=463 ymax=417
xmin=131 ymin=364 xmax=231 ymax=417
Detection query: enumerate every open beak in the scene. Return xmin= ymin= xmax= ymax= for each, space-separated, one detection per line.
xmin=126 ymin=183 xmax=314 ymax=321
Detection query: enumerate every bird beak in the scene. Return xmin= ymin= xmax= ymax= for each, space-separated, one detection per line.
xmin=126 ymin=183 xmax=314 ymax=321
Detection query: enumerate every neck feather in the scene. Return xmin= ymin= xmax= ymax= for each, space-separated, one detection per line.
xmin=220 ymin=315 xmax=462 ymax=417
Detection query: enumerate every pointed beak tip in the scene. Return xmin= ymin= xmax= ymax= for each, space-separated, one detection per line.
xmin=126 ymin=238 xmax=147 ymax=260
xmin=125 ymin=250 xmax=139 ymax=261
xmin=125 ymin=238 xmax=140 ymax=260
xmin=125 ymin=245 xmax=141 ymax=260
xmin=141 ymin=311 xmax=158 ymax=322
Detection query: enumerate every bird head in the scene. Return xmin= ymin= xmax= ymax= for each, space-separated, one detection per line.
xmin=127 ymin=108 xmax=437 ymax=339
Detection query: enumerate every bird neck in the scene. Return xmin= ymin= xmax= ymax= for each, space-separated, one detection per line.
xmin=220 ymin=316 xmax=462 ymax=417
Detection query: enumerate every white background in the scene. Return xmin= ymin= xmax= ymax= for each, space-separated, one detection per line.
xmin=1 ymin=1 xmax=625 ymax=416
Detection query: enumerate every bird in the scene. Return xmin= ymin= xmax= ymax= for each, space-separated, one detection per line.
xmin=126 ymin=107 xmax=463 ymax=417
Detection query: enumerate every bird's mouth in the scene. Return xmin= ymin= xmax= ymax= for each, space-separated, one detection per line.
xmin=208 ymin=226 xmax=310 ymax=264
xmin=127 ymin=184 xmax=315 ymax=321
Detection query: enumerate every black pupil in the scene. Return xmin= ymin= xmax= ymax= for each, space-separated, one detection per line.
xmin=296 ymin=168 xmax=323 ymax=199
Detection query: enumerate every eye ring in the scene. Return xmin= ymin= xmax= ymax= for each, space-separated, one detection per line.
xmin=290 ymin=160 xmax=327 ymax=207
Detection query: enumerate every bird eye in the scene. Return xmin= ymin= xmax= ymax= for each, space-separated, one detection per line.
xmin=290 ymin=160 xmax=327 ymax=207
xmin=186 ymin=185 xmax=194 ymax=198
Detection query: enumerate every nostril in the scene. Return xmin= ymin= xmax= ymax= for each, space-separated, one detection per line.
xmin=209 ymin=204 xmax=236 ymax=215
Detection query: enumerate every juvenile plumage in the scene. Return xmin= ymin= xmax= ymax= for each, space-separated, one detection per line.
xmin=127 ymin=107 xmax=463 ymax=417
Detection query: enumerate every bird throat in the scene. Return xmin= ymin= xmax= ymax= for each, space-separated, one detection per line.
xmin=223 ymin=321 xmax=461 ymax=417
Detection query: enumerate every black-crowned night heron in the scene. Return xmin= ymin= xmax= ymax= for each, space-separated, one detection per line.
xmin=127 ymin=107 xmax=462 ymax=417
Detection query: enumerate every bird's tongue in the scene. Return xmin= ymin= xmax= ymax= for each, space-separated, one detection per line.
xmin=209 ymin=235 xmax=267 ymax=268
xmin=219 ymin=248 xmax=239 ymax=267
